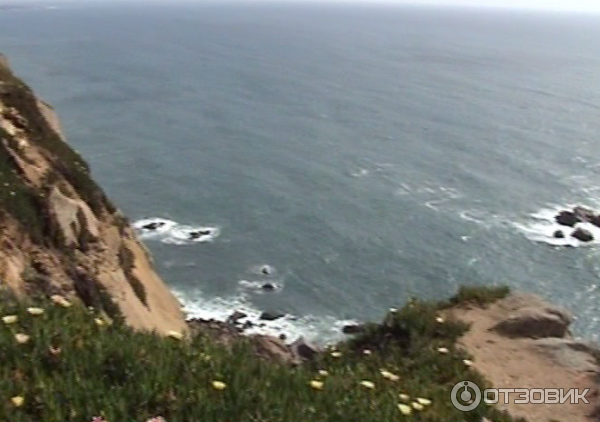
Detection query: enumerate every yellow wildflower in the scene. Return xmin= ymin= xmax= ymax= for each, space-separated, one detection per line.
xmin=437 ymin=347 xmax=449 ymax=354
xmin=416 ymin=398 xmax=432 ymax=406
xmin=211 ymin=381 xmax=226 ymax=390
xmin=318 ymin=370 xmax=329 ymax=377
xmin=27 ymin=307 xmax=44 ymax=316
xmin=166 ymin=331 xmax=184 ymax=340
xmin=398 ymin=403 xmax=412 ymax=415
xmin=2 ymin=315 xmax=18 ymax=324
xmin=95 ymin=318 xmax=105 ymax=326
xmin=330 ymin=351 xmax=342 ymax=358
xmin=399 ymin=393 xmax=410 ymax=402
xmin=310 ymin=380 xmax=324 ymax=390
xmin=15 ymin=333 xmax=30 ymax=344
xmin=51 ymin=295 xmax=71 ymax=308
xmin=11 ymin=396 xmax=24 ymax=407
xmin=380 ymin=370 xmax=400 ymax=381
xmin=411 ymin=402 xmax=424 ymax=411
xmin=359 ymin=380 xmax=375 ymax=389
xmin=363 ymin=349 xmax=372 ymax=355
xmin=463 ymin=359 xmax=474 ymax=367
xmin=435 ymin=316 xmax=445 ymax=323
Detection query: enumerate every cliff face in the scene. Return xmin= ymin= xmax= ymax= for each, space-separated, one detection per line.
xmin=0 ymin=54 xmax=187 ymax=334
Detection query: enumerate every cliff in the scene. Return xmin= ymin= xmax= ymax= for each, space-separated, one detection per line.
xmin=0 ymin=54 xmax=187 ymax=334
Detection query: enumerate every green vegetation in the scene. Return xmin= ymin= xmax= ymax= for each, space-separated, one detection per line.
xmin=0 ymin=286 xmax=522 ymax=422
xmin=440 ymin=285 xmax=510 ymax=309
xmin=118 ymin=243 xmax=148 ymax=307
xmin=0 ymin=64 xmax=114 ymax=245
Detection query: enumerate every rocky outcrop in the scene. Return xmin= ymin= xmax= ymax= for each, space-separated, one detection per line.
xmin=447 ymin=293 xmax=599 ymax=422
xmin=555 ymin=206 xmax=600 ymax=229
xmin=0 ymin=54 xmax=186 ymax=335
xmin=492 ymin=305 xmax=572 ymax=338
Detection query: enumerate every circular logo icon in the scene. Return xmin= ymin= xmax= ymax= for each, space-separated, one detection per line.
xmin=451 ymin=381 xmax=482 ymax=411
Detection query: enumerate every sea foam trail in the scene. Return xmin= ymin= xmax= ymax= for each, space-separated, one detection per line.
xmin=514 ymin=205 xmax=600 ymax=247
xmin=133 ymin=218 xmax=220 ymax=245
xmin=172 ymin=289 xmax=358 ymax=345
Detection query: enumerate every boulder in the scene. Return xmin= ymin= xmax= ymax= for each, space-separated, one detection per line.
xmin=259 ymin=311 xmax=285 ymax=321
xmin=555 ymin=211 xmax=579 ymax=227
xmin=573 ymin=206 xmax=600 ymax=228
xmin=227 ymin=311 xmax=248 ymax=324
xmin=492 ymin=306 xmax=572 ymax=339
xmin=250 ymin=335 xmax=297 ymax=365
xmin=289 ymin=336 xmax=319 ymax=361
xmin=553 ymin=230 xmax=565 ymax=239
xmin=572 ymin=228 xmax=594 ymax=242
xmin=342 ymin=324 xmax=364 ymax=335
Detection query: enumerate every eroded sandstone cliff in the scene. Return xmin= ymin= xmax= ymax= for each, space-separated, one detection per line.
xmin=0 ymin=53 xmax=186 ymax=334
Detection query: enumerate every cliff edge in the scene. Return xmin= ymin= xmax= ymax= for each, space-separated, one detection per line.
xmin=0 ymin=54 xmax=187 ymax=334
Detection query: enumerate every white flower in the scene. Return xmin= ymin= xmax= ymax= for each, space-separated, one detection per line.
xmin=363 ymin=349 xmax=372 ymax=355
xmin=437 ymin=347 xmax=449 ymax=354
xmin=411 ymin=402 xmax=424 ymax=411
xmin=318 ymin=370 xmax=329 ymax=377
xmin=435 ymin=316 xmax=445 ymax=323
xmin=398 ymin=404 xmax=412 ymax=415
xmin=360 ymin=380 xmax=375 ymax=389
xmin=27 ymin=307 xmax=44 ymax=316
xmin=15 ymin=333 xmax=30 ymax=344
xmin=2 ymin=315 xmax=18 ymax=324
xmin=463 ymin=359 xmax=474 ymax=367
xmin=380 ymin=370 xmax=400 ymax=381
xmin=416 ymin=397 xmax=432 ymax=406
xmin=51 ymin=295 xmax=71 ymax=307
xmin=399 ymin=393 xmax=410 ymax=402
xmin=310 ymin=380 xmax=324 ymax=390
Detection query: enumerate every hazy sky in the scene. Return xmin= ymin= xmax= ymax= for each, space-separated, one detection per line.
xmin=12 ymin=0 xmax=600 ymax=13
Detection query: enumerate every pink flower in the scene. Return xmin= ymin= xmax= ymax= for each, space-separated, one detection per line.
xmin=91 ymin=417 xmax=107 ymax=422
xmin=146 ymin=417 xmax=166 ymax=422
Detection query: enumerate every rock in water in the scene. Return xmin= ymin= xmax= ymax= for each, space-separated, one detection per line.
xmin=573 ymin=206 xmax=600 ymax=228
xmin=261 ymin=265 xmax=272 ymax=275
xmin=142 ymin=222 xmax=164 ymax=230
xmin=571 ymin=228 xmax=594 ymax=242
xmin=227 ymin=311 xmax=248 ymax=324
xmin=492 ymin=306 xmax=572 ymax=339
xmin=555 ymin=211 xmax=579 ymax=227
xmin=342 ymin=324 xmax=364 ymax=334
xmin=553 ymin=230 xmax=565 ymax=239
xmin=261 ymin=283 xmax=276 ymax=291
xmin=259 ymin=311 xmax=285 ymax=321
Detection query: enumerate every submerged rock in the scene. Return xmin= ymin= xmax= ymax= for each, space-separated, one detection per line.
xmin=553 ymin=230 xmax=565 ymax=239
xmin=261 ymin=283 xmax=276 ymax=291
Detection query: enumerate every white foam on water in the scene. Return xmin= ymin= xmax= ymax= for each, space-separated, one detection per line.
xmin=514 ymin=205 xmax=600 ymax=247
xmin=238 ymin=279 xmax=283 ymax=293
xmin=172 ymin=288 xmax=358 ymax=345
xmin=133 ymin=218 xmax=220 ymax=245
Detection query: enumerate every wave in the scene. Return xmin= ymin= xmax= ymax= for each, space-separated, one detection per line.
xmin=514 ymin=205 xmax=600 ymax=247
xmin=172 ymin=288 xmax=358 ymax=345
xmin=133 ymin=217 xmax=220 ymax=245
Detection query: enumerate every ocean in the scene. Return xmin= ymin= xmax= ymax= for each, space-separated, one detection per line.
xmin=1 ymin=1 xmax=600 ymax=343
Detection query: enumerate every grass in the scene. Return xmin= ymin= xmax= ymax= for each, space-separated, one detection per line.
xmin=0 ymin=286 xmax=523 ymax=422
xmin=439 ymin=285 xmax=510 ymax=309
